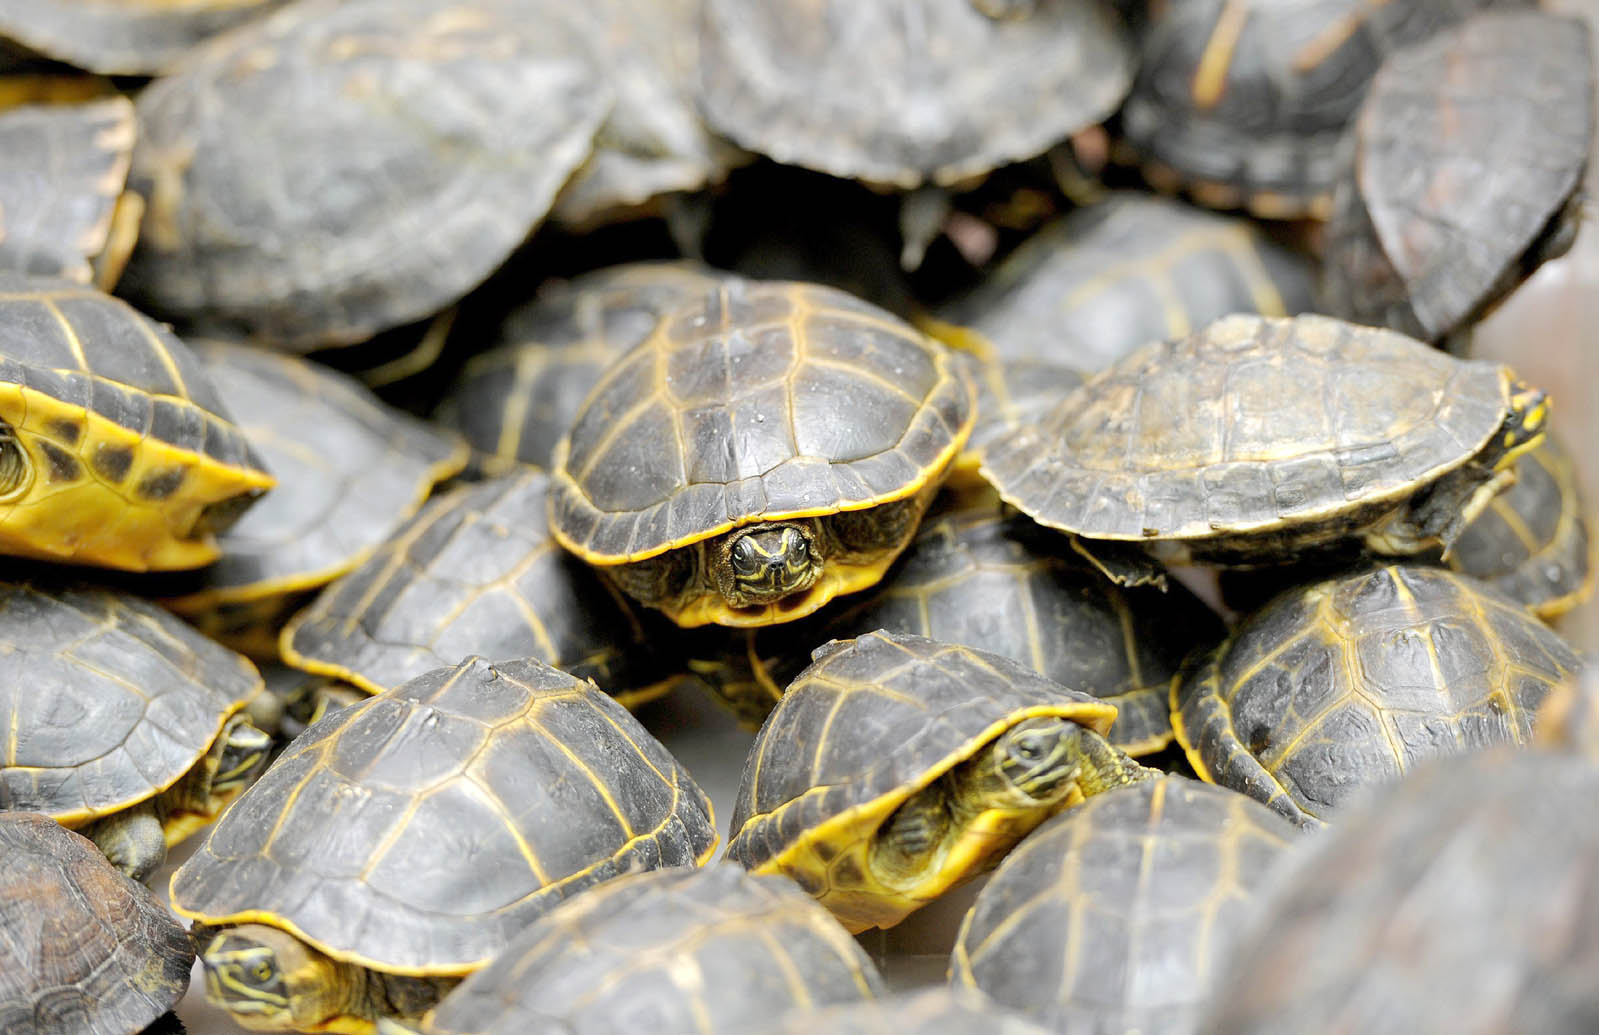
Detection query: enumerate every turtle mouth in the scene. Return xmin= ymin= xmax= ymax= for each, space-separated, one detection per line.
xmin=0 ymin=421 xmax=33 ymax=503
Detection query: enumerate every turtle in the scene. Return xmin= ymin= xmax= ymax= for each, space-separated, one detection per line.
xmin=0 ymin=95 xmax=141 ymax=290
xmin=394 ymin=865 xmax=883 ymax=1035
xmin=434 ymin=260 xmax=733 ymax=474
xmin=1198 ymin=748 xmax=1599 ymax=1034
xmin=1171 ymin=564 xmax=1581 ymax=827
xmin=0 ymin=582 xmax=272 ymax=881
xmin=1445 ymin=433 xmax=1594 ymax=620
xmin=1319 ymin=10 xmax=1594 ymax=348
xmin=725 ymin=630 xmax=1156 ymax=934
xmin=0 ymin=812 xmax=195 ymax=1035
xmin=156 ymin=341 xmax=467 ymax=659
xmin=0 ymin=0 xmax=291 ymax=76
xmin=548 ymin=278 xmax=976 ymax=628
xmin=950 ymin=354 xmax=1086 ymax=483
xmin=282 ymin=469 xmax=681 ymax=707
xmin=697 ymin=0 xmax=1135 ymax=191
xmin=175 ymin=654 xmax=719 ymax=1033
xmin=1119 ymin=0 xmax=1525 ymax=218
xmin=770 ymin=987 xmax=1052 ymax=1035
xmin=120 ymin=0 xmax=611 ymax=350
xmin=950 ymin=775 xmax=1300 ymax=1034
xmin=0 ymin=274 xmax=274 ymax=571
xmin=926 ymin=193 xmax=1317 ymax=371
xmin=1534 ymin=665 xmax=1599 ymax=763
xmin=980 ymin=313 xmax=1550 ymax=587
xmin=706 ymin=500 xmax=1225 ymax=753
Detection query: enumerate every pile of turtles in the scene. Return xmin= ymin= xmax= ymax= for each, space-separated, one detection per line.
xmin=0 ymin=1 xmax=1595 ymax=1033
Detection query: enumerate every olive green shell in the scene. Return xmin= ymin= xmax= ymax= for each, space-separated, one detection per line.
xmin=743 ymin=504 xmax=1225 ymax=754
xmin=1172 ymin=565 xmax=1580 ymax=827
xmin=933 ymin=194 xmax=1316 ymax=370
xmin=282 ymin=469 xmax=677 ymax=703
xmin=417 ymin=866 xmax=883 ymax=1035
xmin=172 ymin=656 xmax=718 ymax=976
xmin=549 ymin=279 xmax=974 ymax=562
xmin=0 ymin=96 xmax=134 ymax=285
xmin=0 ymin=0 xmax=290 ymax=75
xmin=0 ymin=813 xmax=194 ymax=1035
xmin=951 ymin=776 xmax=1299 ymax=1033
xmin=771 ymin=988 xmax=1051 ymax=1035
xmin=161 ymin=341 xmax=466 ymax=653
xmin=981 ymin=313 xmax=1517 ymax=552
xmin=0 ymin=582 xmax=263 ymax=824
xmin=436 ymin=261 xmax=731 ymax=474
xmin=1121 ymin=0 xmax=1519 ymax=217
xmin=697 ymin=0 xmax=1134 ymax=189
xmin=122 ymin=0 xmax=609 ymax=349
xmin=1199 ymin=749 xmax=1599 ymax=1033
xmin=1320 ymin=11 xmax=1593 ymax=343
xmin=1447 ymin=434 xmax=1593 ymax=619
xmin=727 ymin=630 xmax=1115 ymax=876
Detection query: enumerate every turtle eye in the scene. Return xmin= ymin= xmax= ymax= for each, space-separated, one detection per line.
xmin=730 ymin=535 xmax=761 ymax=576
xmin=252 ymin=961 xmax=273 ymax=983
xmin=782 ymin=528 xmax=811 ymax=565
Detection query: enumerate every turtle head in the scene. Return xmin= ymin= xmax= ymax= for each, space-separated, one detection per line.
xmin=991 ymin=717 xmax=1083 ymax=803
xmin=1494 ymin=381 xmax=1550 ymax=470
xmin=214 ymin=715 xmax=273 ymax=794
xmin=200 ymin=925 xmax=356 ymax=1031
xmin=718 ymin=522 xmax=821 ymax=608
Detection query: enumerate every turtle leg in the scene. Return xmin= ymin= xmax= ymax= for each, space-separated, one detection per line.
xmin=83 ymin=803 xmax=166 ymax=882
xmin=1069 ymin=537 xmax=1169 ymax=590
xmin=870 ymin=781 xmax=954 ymax=885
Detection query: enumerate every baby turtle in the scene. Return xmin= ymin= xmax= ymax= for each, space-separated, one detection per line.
xmin=951 ymin=776 xmax=1299 ymax=1033
xmin=981 ymin=313 xmax=1548 ymax=586
xmin=1172 ymin=565 xmax=1580 ymax=826
xmin=0 ymin=582 xmax=271 ymax=880
xmin=0 ymin=813 xmax=195 ymax=1035
xmin=1320 ymin=10 xmax=1594 ymax=346
xmin=175 ymin=655 xmax=718 ymax=1033
xmin=0 ymin=274 xmax=273 ymax=570
xmin=403 ymin=865 xmax=882 ymax=1035
xmin=726 ymin=630 xmax=1154 ymax=933
xmin=548 ymin=279 xmax=975 ymax=628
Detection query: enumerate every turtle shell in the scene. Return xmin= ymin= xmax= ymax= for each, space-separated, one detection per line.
xmin=282 ymin=469 xmax=678 ymax=705
xmin=952 ymin=354 xmax=1085 ymax=481
xmin=1120 ymin=0 xmax=1520 ymax=217
xmin=549 ymin=278 xmax=975 ymax=627
xmin=726 ymin=630 xmax=1118 ymax=932
xmin=417 ymin=865 xmax=883 ymax=1035
xmin=0 ymin=275 xmax=273 ymax=570
xmin=930 ymin=193 xmax=1316 ymax=370
xmin=1171 ymin=565 xmax=1580 ymax=827
xmin=0 ymin=96 xmax=137 ymax=287
xmin=770 ymin=987 xmax=1052 ymax=1035
xmin=0 ymin=0 xmax=290 ymax=75
xmin=981 ymin=313 xmax=1521 ymax=558
xmin=1446 ymin=434 xmax=1593 ymax=619
xmin=737 ymin=503 xmax=1225 ymax=753
xmin=1198 ymin=749 xmax=1599 ymax=1033
xmin=436 ymin=261 xmax=732 ymax=474
xmin=1320 ymin=11 xmax=1593 ymax=344
xmin=0 ymin=813 xmax=194 ymax=1035
xmin=158 ymin=341 xmax=466 ymax=657
xmin=121 ymin=0 xmax=610 ymax=349
xmin=172 ymin=655 xmax=718 ymax=976
xmin=0 ymin=582 xmax=263 ymax=825
xmin=951 ymin=776 xmax=1299 ymax=1033
xmin=697 ymin=0 xmax=1134 ymax=189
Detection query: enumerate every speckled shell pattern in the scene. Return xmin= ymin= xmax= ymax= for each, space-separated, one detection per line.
xmin=0 ymin=583 xmax=263 ymax=822
xmin=770 ymin=987 xmax=1052 ymax=1035
xmin=0 ymin=97 xmax=135 ymax=285
xmin=727 ymin=630 xmax=1114 ymax=873
xmin=171 ymin=656 xmax=717 ymax=975
xmin=952 ymin=776 xmax=1299 ymax=1035
xmin=1320 ymin=10 xmax=1594 ymax=342
xmin=420 ymin=865 xmax=882 ymax=1035
xmin=283 ymin=469 xmax=674 ymax=700
xmin=1172 ymin=565 xmax=1580 ymax=827
xmin=982 ymin=313 xmax=1512 ymax=544
xmin=936 ymin=194 xmax=1316 ymax=370
xmin=0 ymin=813 xmax=194 ymax=1035
xmin=0 ymin=0 xmax=291 ymax=75
xmin=697 ymin=0 xmax=1134 ymax=188
xmin=549 ymin=280 xmax=974 ymax=562
xmin=1199 ymin=750 xmax=1599 ymax=1033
